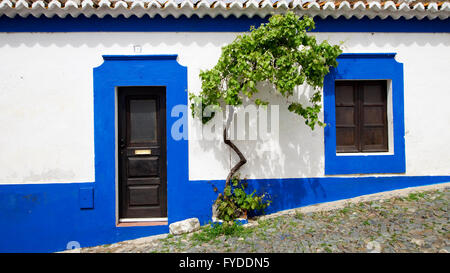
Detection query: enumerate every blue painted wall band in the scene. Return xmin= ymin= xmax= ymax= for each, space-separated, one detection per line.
xmin=1 ymin=175 xmax=449 ymax=252
xmin=0 ymin=54 xmax=446 ymax=253
xmin=0 ymin=15 xmax=449 ymax=33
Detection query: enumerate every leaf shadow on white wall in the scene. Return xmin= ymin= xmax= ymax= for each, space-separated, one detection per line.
xmin=193 ymin=82 xmax=328 ymax=212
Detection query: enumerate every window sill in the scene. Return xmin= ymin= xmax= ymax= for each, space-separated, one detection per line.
xmin=116 ymin=218 xmax=168 ymax=227
xmin=116 ymin=221 xmax=168 ymax=227
xmin=336 ymin=152 xmax=394 ymax=156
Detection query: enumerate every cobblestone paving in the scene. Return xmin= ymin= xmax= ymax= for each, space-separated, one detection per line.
xmin=82 ymin=188 xmax=449 ymax=253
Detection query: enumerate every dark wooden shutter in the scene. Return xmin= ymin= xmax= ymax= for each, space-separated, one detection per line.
xmin=335 ymin=81 xmax=388 ymax=153
xmin=335 ymin=82 xmax=359 ymax=152
xmin=360 ymin=81 xmax=388 ymax=152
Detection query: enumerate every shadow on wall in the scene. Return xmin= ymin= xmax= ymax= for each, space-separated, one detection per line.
xmin=0 ymin=31 xmax=235 ymax=48
xmin=4 ymin=29 xmax=445 ymax=183
xmin=1 ymin=24 xmax=450 ymax=252
xmin=194 ymin=81 xmax=324 ymax=180
xmin=191 ymin=81 xmax=326 ymax=217
xmin=1 ymin=30 xmax=449 ymax=49
xmin=0 ymin=23 xmax=448 ymax=201
xmin=0 ymin=31 xmax=447 ymax=184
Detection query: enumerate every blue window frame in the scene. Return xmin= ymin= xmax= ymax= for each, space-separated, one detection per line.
xmin=323 ymin=53 xmax=406 ymax=175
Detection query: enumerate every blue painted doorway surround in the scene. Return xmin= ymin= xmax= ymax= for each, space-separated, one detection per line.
xmin=93 ymin=54 xmax=190 ymax=225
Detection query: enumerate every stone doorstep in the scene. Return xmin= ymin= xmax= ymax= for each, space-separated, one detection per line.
xmin=59 ymin=181 xmax=450 ymax=252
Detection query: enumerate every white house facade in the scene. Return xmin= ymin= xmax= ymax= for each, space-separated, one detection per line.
xmin=0 ymin=0 xmax=449 ymax=252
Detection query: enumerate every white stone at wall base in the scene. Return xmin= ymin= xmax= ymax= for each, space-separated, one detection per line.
xmin=169 ymin=218 xmax=200 ymax=235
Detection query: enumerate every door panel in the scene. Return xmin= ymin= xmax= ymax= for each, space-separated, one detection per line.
xmin=127 ymin=157 xmax=159 ymax=177
xmin=128 ymin=185 xmax=160 ymax=206
xmin=129 ymin=99 xmax=157 ymax=143
xmin=118 ymin=86 xmax=167 ymax=219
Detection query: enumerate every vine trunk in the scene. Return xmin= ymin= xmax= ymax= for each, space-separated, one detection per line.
xmin=223 ymin=107 xmax=247 ymax=188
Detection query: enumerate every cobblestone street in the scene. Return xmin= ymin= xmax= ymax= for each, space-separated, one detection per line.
xmin=81 ymin=185 xmax=449 ymax=253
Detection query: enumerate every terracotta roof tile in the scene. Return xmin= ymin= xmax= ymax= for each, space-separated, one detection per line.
xmin=0 ymin=0 xmax=449 ymax=19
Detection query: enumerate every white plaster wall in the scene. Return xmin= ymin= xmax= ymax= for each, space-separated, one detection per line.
xmin=0 ymin=32 xmax=448 ymax=184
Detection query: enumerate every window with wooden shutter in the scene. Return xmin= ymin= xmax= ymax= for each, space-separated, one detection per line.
xmin=335 ymin=81 xmax=388 ymax=153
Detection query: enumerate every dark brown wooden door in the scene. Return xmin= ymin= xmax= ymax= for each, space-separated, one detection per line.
xmin=335 ymin=81 xmax=388 ymax=153
xmin=118 ymin=86 xmax=167 ymax=219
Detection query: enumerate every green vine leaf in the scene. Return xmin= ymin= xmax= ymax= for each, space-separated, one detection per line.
xmin=193 ymin=12 xmax=343 ymax=223
xmin=215 ymin=175 xmax=270 ymax=222
xmin=189 ymin=11 xmax=342 ymax=128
